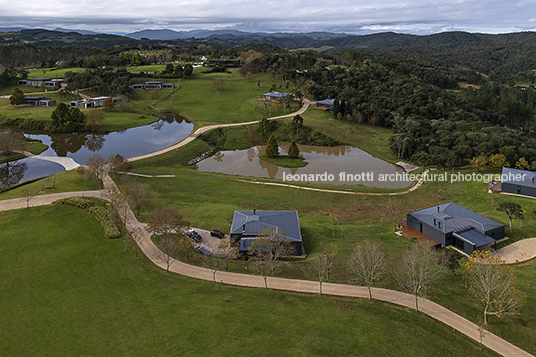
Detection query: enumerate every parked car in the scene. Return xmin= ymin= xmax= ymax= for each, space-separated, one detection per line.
xmin=188 ymin=229 xmax=202 ymax=242
xmin=210 ymin=229 xmax=225 ymax=239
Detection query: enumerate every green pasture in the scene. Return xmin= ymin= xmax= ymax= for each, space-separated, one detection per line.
xmin=0 ymin=204 xmax=495 ymax=357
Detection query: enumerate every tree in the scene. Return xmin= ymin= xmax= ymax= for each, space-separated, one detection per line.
xmin=85 ymin=108 xmax=105 ymax=128
xmin=218 ymin=239 xmax=239 ymax=270
xmin=348 ymin=239 xmax=388 ymax=299
xmin=212 ymin=76 xmax=225 ymax=91
xmin=0 ymin=130 xmax=25 ymax=156
xmin=158 ymin=237 xmax=180 ymax=273
xmin=265 ymin=134 xmax=279 ymax=158
xmin=102 ymin=97 xmax=114 ymax=109
xmin=21 ymin=188 xmax=33 ymax=208
xmin=383 ymin=199 xmax=407 ymax=232
xmin=147 ymin=205 xmax=189 ymax=238
xmin=10 ymin=87 xmax=25 ymax=105
xmin=309 ymin=245 xmax=337 ymax=295
xmin=248 ymin=227 xmax=296 ymax=288
xmin=515 ymin=157 xmax=530 ymax=170
xmin=496 ymin=202 xmax=523 ymax=234
xmin=287 ymin=140 xmax=299 ymax=159
xmin=469 ymin=153 xmax=487 ymax=172
xmin=395 ymin=243 xmax=445 ymax=311
xmin=183 ymin=64 xmax=193 ymax=76
xmin=488 ymin=153 xmax=510 ymax=168
xmin=126 ymin=180 xmax=152 ymax=216
xmin=292 ymin=114 xmax=303 ymax=134
xmin=204 ymin=256 xmax=226 ymax=283
xmin=51 ymin=102 xmax=71 ymax=127
xmin=85 ymin=154 xmax=108 ymax=187
xmin=465 ymin=251 xmax=524 ymax=325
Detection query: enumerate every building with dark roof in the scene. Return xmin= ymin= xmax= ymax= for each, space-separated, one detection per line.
xmin=407 ymin=202 xmax=504 ymax=254
xmin=315 ymin=99 xmax=335 ymax=110
xmin=23 ymin=96 xmax=56 ymax=107
xmin=230 ymin=210 xmax=303 ymax=255
xmin=501 ymin=167 xmax=536 ymax=198
xmin=261 ymin=92 xmax=293 ymax=101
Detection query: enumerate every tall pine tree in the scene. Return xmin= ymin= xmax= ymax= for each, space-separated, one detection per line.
xmin=266 ymin=134 xmax=279 ymax=158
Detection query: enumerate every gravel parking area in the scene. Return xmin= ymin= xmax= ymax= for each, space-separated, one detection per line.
xmin=190 ymin=228 xmax=230 ymax=257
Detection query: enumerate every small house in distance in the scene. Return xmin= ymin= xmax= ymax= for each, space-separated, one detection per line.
xmin=132 ymin=81 xmax=175 ymax=90
xmin=500 ymin=167 xmax=536 ymax=198
xmin=23 ymin=96 xmax=56 ymax=107
xmin=230 ymin=210 xmax=303 ymax=256
xmin=208 ymin=58 xmax=240 ymax=67
xmin=314 ymin=99 xmax=335 ymax=111
xmin=261 ymin=92 xmax=293 ymax=101
xmin=407 ymin=202 xmax=504 ymax=254
xmin=69 ymin=96 xmax=121 ymax=109
xmin=18 ymin=78 xmax=63 ymax=89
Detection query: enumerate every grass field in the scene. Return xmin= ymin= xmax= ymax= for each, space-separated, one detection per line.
xmin=0 ymin=204 xmax=496 ymax=357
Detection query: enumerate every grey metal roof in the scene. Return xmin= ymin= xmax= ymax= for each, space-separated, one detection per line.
xmin=502 ymin=167 xmax=536 ymax=188
xmin=454 ymin=229 xmax=495 ymax=247
xmin=262 ymin=92 xmax=292 ymax=98
xmin=408 ymin=202 xmax=503 ymax=234
xmin=316 ymin=99 xmax=335 ymax=105
xmin=230 ymin=210 xmax=302 ymax=242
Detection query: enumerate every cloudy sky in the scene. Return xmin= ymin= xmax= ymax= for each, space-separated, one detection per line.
xmin=1 ymin=0 xmax=535 ymax=35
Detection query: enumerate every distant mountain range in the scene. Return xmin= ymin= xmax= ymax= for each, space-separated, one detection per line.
xmin=1 ymin=27 xmax=536 ymax=52
xmin=125 ymin=28 xmax=348 ymax=40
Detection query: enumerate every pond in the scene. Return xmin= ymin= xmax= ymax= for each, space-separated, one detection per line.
xmin=195 ymin=143 xmax=412 ymax=189
xmin=25 ymin=114 xmax=193 ymax=164
xmin=0 ymin=115 xmax=193 ymax=189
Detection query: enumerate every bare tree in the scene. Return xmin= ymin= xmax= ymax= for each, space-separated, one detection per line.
xmin=86 ymin=154 xmax=108 ymax=186
xmin=146 ymin=205 xmax=189 ymax=237
xmin=177 ymin=233 xmax=195 ymax=263
xmin=308 ymin=245 xmax=337 ymax=295
xmin=218 ymin=238 xmax=239 ymax=270
xmin=21 ymin=188 xmax=33 ymax=208
xmin=348 ymin=239 xmax=388 ymax=299
xmin=126 ymin=180 xmax=152 ymax=216
xmin=158 ymin=237 xmax=180 ymax=273
xmin=248 ymin=227 xmax=296 ymax=288
xmin=395 ymin=243 xmax=445 ymax=311
xmin=383 ymin=199 xmax=407 ymax=232
xmin=204 ymin=255 xmax=226 ymax=283
xmin=465 ymin=251 xmax=524 ymax=325
xmin=0 ymin=130 xmax=24 ymax=156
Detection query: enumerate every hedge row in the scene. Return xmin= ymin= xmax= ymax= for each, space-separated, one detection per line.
xmin=56 ymin=197 xmax=121 ymax=239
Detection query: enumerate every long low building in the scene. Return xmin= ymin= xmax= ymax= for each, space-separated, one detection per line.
xmin=230 ymin=210 xmax=303 ymax=256
xmin=18 ymin=78 xmax=63 ymax=89
xmin=132 ymin=81 xmax=175 ymax=90
xmin=407 ymin=202 xmax=504 ymax=254
xmin=501 ymin=167 xmax=536 ymax=198
xmin=23 ymin=96 xmax=56 ymax=107
xmin=70 ymin=96 xmax=121 ymax=109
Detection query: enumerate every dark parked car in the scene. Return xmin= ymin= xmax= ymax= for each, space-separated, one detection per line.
xmin=210 ymin=229 xmax=225 ymax=239
xmin=188 ymin=229 xmax=202 ymax=242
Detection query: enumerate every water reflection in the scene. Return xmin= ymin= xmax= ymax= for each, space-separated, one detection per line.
xmin=196 ymin=143 xmax=412 ymax=189
xmin=0 ymin=158 xmax=64 ymax=189
xmin=24 ymin=116 xmax=194 ymax=164
xmin=0 ymin=160 xmax=28 ymax=188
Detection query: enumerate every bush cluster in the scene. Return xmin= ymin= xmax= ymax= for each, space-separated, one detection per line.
xmin=56 ymin=197 xmax=121 ymax=238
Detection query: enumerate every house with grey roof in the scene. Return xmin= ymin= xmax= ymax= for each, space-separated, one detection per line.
xmin=132 ymin=81 xmax=175 ymax=90
xmin=407 ymin=202 xmax=504 ymax=254
xmin=261 ymin=92 xmax=293 ymax=101
xmin=230 ymin=210 xmax=303 ymax=256
xmin=23 ymin=96 xmax=56 ymax=107
xmin=315 ymin=99 xmax=336 ymax=110
xmin=501 ymin=167 xmax=536 ymax=198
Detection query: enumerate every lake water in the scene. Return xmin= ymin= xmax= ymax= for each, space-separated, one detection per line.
xmin=195 ymin=143 xmax=412 ymax=189
xmin=0 ymin=115 xmax=193 ymax=188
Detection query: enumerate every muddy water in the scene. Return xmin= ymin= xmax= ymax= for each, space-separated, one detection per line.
xmin=196 ymin=143 xmax=412 ymax=188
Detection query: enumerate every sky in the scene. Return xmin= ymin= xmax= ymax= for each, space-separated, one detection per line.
xmin=1 ymin=0 xmax=535 ymax=35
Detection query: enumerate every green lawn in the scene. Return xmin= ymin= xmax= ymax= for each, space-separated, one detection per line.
xmin=0 ymin=204 xmax=495 ymax=357
xmin=27 ymin=67 xmax=86 ymax=78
